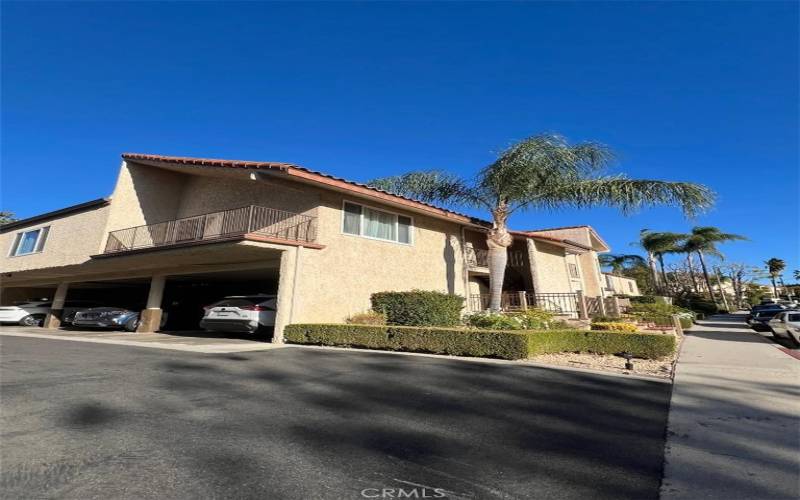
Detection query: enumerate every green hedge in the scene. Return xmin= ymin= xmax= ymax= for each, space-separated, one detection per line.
xmin=526 ymin=329 xmax=676 ymax=359
xmin=284 ymin=324 xmax=676 ymax=360
xmin=285 ymin=324 xmax=527 ymax=359
xmin=371 ymin=290 xmax=464 ymax=326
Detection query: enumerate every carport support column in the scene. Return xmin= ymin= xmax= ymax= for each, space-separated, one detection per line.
xmin=43 ymin=282 xmax=70 ymax=329
xmin=273 ymin=246 xmax=301 ymax=344
xmin=137 ymin=275 xmax=166 ymax=333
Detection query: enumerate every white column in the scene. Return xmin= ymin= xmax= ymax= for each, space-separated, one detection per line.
xmin=44 ymin=282 xmax=70 ymax=329
xmin=52 ymin=282 xmax=69 ymax=309
xmin=137 ymin=275 xmax=166 ymax=333
xmin=145 ymin=275 xmax=166 ymax=309
xmin=273 ymin=247 xmax=299 ymax=344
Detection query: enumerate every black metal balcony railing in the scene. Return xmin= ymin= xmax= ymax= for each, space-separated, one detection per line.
xmin=469 ymin=292 xmax=579 ymax=316
xmin=465 ymin=248 xmax=525 ymax=268
xmin=103 ymin=205 xmax=317 ymax=254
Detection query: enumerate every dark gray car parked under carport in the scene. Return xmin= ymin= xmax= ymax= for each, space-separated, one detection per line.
xmin=0 ymin=336 xmax=671 ymax=499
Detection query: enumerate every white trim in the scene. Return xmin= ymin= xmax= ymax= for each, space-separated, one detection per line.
xmin=8 ymin=225 xmax=50 ymax=257
xmin=340 ymin=199 xmax=415 ymax=246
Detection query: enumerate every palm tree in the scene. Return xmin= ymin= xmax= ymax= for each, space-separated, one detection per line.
xmin=368 ymin=133 xmax=715 ymax=310
xmin=765 ymin=258 xmax=786 ymax=297
xmin=793 ymin=269 xmax=800 ymax=281
xmin=0 ymin=211 xmax=16 ymax=225
xmin=684 ymin=227 xmax=746 ymax=302
xmin=599 ymin=254 xmax=647 ymax=275
xmin=639 ymin=230 xmax=684 ymax=293
xmin=673 ymin=239 xmax=701 ymax=292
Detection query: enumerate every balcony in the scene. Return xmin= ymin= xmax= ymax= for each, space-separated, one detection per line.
xmin=465 ymin=247 xmax=525 ymax=269
xmin=102 ymin=205 xmax=317 ymax=255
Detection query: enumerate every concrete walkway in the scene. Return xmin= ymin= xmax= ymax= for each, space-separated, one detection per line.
xmin=661 ymin=314 xmax=800 ymax=500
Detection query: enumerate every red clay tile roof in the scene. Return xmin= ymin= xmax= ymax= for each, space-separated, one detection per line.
xmin=122 ymin=153 xmax=486 ymax=225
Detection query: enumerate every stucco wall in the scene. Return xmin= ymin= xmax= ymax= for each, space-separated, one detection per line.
xmin=175 ymin=175 xmax=319 ymax=219
xmin=0 ymin=204 xmax=111 ymax=272
xmin=291 ymin=190 xmax=467 ymax=323
xmin=104 ymin=161 xmax=188 ymax=234
xmin=578 ymin=251 xmax=605 ymax=297
xmin=530 ymin=240 xmax=573 ymax=294
xmin=603 ymin=273 xmax=641 ymax=296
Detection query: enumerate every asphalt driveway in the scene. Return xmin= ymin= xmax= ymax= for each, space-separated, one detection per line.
xmin=1 ymin=336 xmax=671 ymax=499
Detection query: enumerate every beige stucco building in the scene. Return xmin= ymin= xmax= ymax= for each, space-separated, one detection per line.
xmin=1 ymin=153 xmax=629 ymax=340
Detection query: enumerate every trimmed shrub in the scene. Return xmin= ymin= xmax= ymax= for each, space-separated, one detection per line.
xmin=285 ymin=324 xmax=676 ymax=360
xmin=284 ymin=324 xmax=528 ymax=359
xmin=678 ymin=316 xmax=693 ymax=329
xmin=526 ymin=329 xmax=675 ymax=359
xmin=345 ymin=310 xmax=387 ymax=326
xmin=630 ymin=295 xmax=657 ymax=304
xmin=590 ymin=322 xmax=638 ymax=333
xmin=371 ymin=290 xmax=464 ymax=326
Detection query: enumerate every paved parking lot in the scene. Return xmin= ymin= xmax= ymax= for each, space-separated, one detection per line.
xmin=0 ymin=325 xmax=276 ymax=353
xmin=1 ymin=335 xmax=671 ymax=500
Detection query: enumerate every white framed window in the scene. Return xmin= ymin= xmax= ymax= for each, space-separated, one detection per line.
xmin=341 ymin=201 xmax=413 ymax=245
xmin=9 ymin=226 xmax=50 ymax=256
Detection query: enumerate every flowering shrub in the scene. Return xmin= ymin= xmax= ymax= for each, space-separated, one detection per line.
xmin=590 ymin=322 xmax=638 ymax=333
xmin=464 ymin=308 xmax=556 ymax=330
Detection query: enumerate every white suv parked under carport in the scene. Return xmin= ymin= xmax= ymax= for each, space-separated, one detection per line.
xmin=200 ymin=295 xmax=277 ymax=334
xmin=0 ymin=301 xmax=52 ymax=326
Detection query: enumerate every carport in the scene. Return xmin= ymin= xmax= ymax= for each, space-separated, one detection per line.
xmin=1 ymin=239 xmax=301 ymax=342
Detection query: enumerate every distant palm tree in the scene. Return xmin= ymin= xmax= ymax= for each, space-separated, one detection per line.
xmin=368 ymin=133 xmax=715 ymax=310
xmin=793 ymin=269 xmax=800 ymax=281
xmin=765 ymin=258 xmax=786 ymax=297
xmin=599 ymin=253 xmax=647 ymax=275
xmin=639 ymin=230 xmax=684 ymax=293
xmin=0 ymin=211 xmax=16 ymax=225
xmin=685 ymin=227 xmax=747 ymax=302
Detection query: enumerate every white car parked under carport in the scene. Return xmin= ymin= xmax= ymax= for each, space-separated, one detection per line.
xmin=0 ymin=300 xmax=105 ymax=327
xmin=200 ymin=295 xmax=277 ymax=334
xmin=0 ymin=301 xmax=52 ymax=326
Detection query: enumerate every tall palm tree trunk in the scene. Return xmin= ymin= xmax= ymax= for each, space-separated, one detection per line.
xmin=686 ymin=253 xmax=699 ymax=292
xmin=647 ymin=251 xmax=660 ymax=294
xmin=487 ymin=203 xmax=514 ymax=311
xmin=770 ymin=277 xmax=778 ymax=297
xmin=696 ymin=250 xmax=716 ymax=302
xmin=657 ymin=253 xmax=669 ymax=293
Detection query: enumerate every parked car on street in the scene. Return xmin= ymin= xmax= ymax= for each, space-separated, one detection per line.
xmin=768 ymin=311 xmax=800 ymax=346
xmin=747 ymin=309 xmax=785 ymax=332
xmin=200 ymin=295 xmax=277 ymax=334
xmin=72 ymin=307 xmax=165 ymax=332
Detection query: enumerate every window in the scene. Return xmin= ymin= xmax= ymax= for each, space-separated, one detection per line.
xmin=342 ymin=201 xmax=413 ymax=244
xmin=9 ymin=226 xmax=50 ymax=256
xmin=568 ymin=263 xmax=580 ymax=279
xmin=628 ymin=282 xmax=635 ymax=293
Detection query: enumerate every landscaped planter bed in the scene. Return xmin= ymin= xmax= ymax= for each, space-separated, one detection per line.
xmin=284 ymin=324 xmax=676 ymax=360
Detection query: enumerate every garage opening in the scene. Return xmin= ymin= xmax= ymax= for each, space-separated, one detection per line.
xmin=161 ymin=268 xmax=279 ymax=339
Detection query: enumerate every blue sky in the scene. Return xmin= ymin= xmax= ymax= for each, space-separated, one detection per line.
xmin=2 ymin=1 xmax=798 ymax=278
